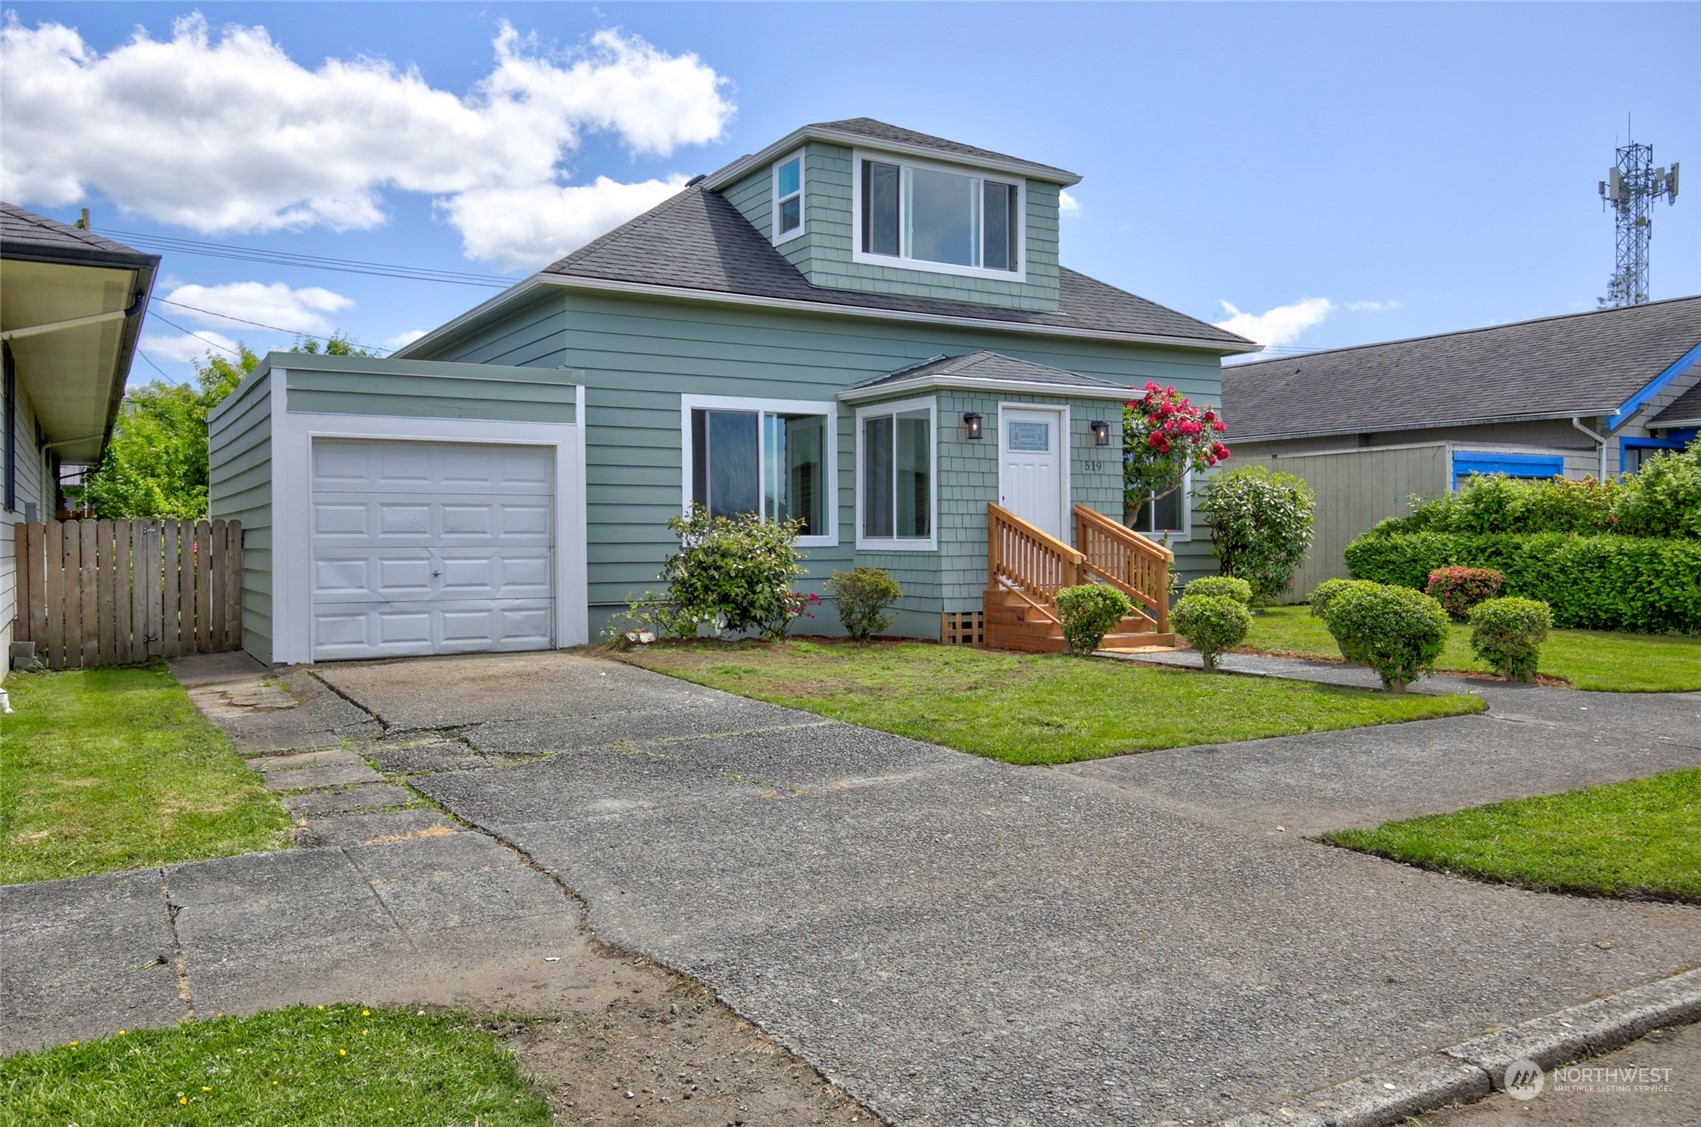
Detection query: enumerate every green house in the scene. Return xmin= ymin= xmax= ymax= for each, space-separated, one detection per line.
xmin=209 ymin=119 xmax=1254 ymax=664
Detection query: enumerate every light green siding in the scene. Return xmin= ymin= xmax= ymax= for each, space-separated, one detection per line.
xmin=2 ymin=373 xmax=50 ymax=677
xmin=207 ymin=369 xmax=274 ymax=664
xmin=724 ymin=141 xmax=1063 ymax=312
xmin=428 ymin=289 xmax=1217 ymax=635
xmin=285 ymin=366 xmax=577 ymax=423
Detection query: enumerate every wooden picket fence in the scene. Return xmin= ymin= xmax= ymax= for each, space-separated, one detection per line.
xmin=11 ymin=519 xmax=243 ymax=670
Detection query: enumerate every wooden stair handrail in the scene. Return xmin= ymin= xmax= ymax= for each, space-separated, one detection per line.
xmin=987 ymin=503 xmax=1082 ymax=623
xmin=1073 ymin=504 xmax=1172 ymax=634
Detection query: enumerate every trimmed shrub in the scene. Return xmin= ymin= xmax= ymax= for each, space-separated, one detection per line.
xmin=1614 ymin=445 xmax=1701 ymax=539
xmin=1344 ymin=530 xmax=1701 ymax=633
xmin=825 ymin=568 xmax=903 ymax=641
xmin=1381 ymin=474 xmax=1631 ymax=537
xmin=1469 ymin=597 xmax=1553 ymax=682
xmin=1323 ymin=583 xmax=1450 ymax=692
xmin=1308 ymin=579 xmax=1381 ymax=661
xmin=1055 ymin=584 xmax=1135 ymax=655
xmin=1184 ymin=576 xmax=1253 ymax=606
xmin=1196 ymin=465 xmax=1317 ymax=604
xmin=655 ymin=505 xmax=807 ymax=638
xmin=1425 ymin=566 xmax=1504 ymax=619
xmin=1171 ymin=593 xmax=1252 ymax=671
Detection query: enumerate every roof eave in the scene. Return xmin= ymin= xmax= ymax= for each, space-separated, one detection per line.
xmin=1607 ymin=339 xmax=1701 ymax=433
xmin=533 ymin=273 xmax=1258 ymax=354
xmin=840 ymin=373 xmax=1132 ymax=404
xmin=1227 ymin=406 xmax=1626 ymax=445
xmin=699 ymin=126 xmax=1083 ymax=192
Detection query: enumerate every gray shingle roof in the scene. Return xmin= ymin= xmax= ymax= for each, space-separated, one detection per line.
xmin=1 ymin=201 xmax=152 ymax=262
xmin=1652 ymin=376 xmax=1701 ymax=425
xmin=810 ymin=118 xmax=1077 ymax=182
xmin=1221 ymin=297 xmax=1701 ymax=443
xmin=540 ymin=186 xmax=1250 ymax=348
xmin=848 ymin=350 xmax=1128 ymax=393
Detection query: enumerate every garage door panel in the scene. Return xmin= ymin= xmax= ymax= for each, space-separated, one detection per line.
xmin=310 ymin=438 xmax=558 ymax=660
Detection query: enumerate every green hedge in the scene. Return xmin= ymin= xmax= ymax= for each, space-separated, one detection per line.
xmin=1344 ymin=531 xmax=1701 ymax=633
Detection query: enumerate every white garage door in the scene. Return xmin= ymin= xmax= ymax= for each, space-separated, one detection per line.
xmin=309 ymin=438 xmax=554 ymax=660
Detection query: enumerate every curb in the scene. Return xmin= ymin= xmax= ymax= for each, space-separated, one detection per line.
xmin=1214 ymin=966 xmax=1701 ymax=1127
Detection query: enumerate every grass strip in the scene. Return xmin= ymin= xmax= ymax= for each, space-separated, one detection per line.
xmin=1321 ymin=767 xmax=1701 ymax=902
xmin=622 ymin=639 xmax=1483 ymax=765
xmin=0 ymin=1003 xmax=551 ymax=1126
xmin=0 ymin=661 xmax=291 ymax=885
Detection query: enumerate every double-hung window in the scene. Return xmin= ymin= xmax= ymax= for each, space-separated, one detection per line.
xmin=1127 ymin=473 xmax=1191 ymax=541
xmin=856 ymin=398 xmax=935 ymax=550
xmin=682 ymin=395 xmax=835 ymax=545
xmin=855 ymin=154 xmax=1022 ymax=277
xmin=772 ymin=150 xmax=805 ymax=243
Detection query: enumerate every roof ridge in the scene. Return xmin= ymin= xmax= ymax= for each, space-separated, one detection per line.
xmin=1233 ymin=295 xmax=1701 ymax=369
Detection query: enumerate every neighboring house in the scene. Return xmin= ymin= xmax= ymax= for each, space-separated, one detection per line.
xmin=1 ymin=203 xmax=159 ymax=676
xmin=1217 ymin=297 xmax=1701 ymax=598
xmin=209 ymin=118 xmax=1255 ymax=664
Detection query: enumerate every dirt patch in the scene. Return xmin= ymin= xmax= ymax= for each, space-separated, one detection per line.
xmin=474 ymin=952 xmax=876 ymax=1126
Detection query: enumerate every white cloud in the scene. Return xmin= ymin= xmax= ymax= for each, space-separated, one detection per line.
xmin=1058 ymin=189 xmax=1081 ymax=218
xmin=1 ymin=15 xmax=734 ymax=262
xmin=1346 ymin=299 xmax=1403 ymax=313
xmin=161 ymin=281 xmax=354 ymax=336
xmin=1215 ymin=297 xmax=1334 ymax=348
xmin=439 ymin=175 xmax=688 ymax=271
xmin=383 ymin=328 xmax=429 ymax=352
xmin=139 ymin=330 xmax=242 ymax=364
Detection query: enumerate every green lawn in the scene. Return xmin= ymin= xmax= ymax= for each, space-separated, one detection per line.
xmin=621 ymin=640 xmax=1484 ymax=765
xmin=1241 ymin=605 xmax=1701 ymax=692
xmin=0 ymin=662 xmax=291 ymax=885
xmin=0 ymin=1003 xmax=552 ymax=1126
xmin=1322 ymin=768 xmax=1701 ymax=902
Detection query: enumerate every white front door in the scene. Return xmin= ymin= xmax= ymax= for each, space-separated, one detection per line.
xmin=308 ymin=438 xmax=555 ymax=660
xmin=998 ymin=406 xmax=1066 ymax=540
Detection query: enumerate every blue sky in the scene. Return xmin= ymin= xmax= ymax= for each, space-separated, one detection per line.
xmin=4 ymin=2 xmax=1697 ymax=384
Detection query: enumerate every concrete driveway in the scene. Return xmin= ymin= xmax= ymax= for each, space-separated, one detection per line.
xmin=302 ymin=651 xmax=1701 ymax=1126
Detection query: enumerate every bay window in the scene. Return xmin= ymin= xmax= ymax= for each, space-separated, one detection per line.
xmin=682 ymin=395 xmax=835 ymax=545
xmin=856 ymin=398 xmax=935 ymax=550
xmin=856 ymin=154 xmax=1022 ymax=276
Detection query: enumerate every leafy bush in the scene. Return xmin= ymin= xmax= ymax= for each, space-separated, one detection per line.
xmin=1308 ymin=579 xmax=1382 ymax=661
xmin=1323 ymin=583 xmax=1450 ymax=691
xmin=1054 ymin=584 xmax=1134 ymax=655
xmin=1469 ymin=597 xmax=1553 ymax=682
xmin=1614 ymin=445 xmax=1701 ymax=539
xmin=1184 ymin=576 xmax=1253 ymax=606
xmin=1171 ymin=594 xmax=1252 ymax=671
xmin=1344 ymin=530 xmax=1701 ymax=633
xmin=652 ymin=505 xmax=807 ymax=638
xmin=1425 ymin=567 xmax=1504 ymax=619
xmin=826 ymin=568 xmax=904 ymax=641
xmin=1197 ymin=465 xmax=1316 ymax=604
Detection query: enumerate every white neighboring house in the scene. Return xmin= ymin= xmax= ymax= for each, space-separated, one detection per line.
xmin=0 ymin=203 xmax=159 ymax=677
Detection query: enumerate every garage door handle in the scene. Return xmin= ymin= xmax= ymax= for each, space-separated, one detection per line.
xmin=431 ymin=569 xmax=442 ymax=578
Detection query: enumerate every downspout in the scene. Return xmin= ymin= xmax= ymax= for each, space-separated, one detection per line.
xmin=1571 ymin=417 xmax=1609 ymax=480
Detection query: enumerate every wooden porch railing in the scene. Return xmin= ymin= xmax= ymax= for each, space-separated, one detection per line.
xmin=1074 ymin=504 xmax=1172 ymax=634
xmin=987 ymin=503 xmax=1081 ymax=624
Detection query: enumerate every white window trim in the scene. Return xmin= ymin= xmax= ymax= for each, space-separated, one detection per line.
xmin=270 ymin=379 xmax=589 ymax=665
xmin=1128 ymin=469 xmax=1193 ymax=543
xmin=996 ymin=401 xmax=1071 ymax=539
xmin=771 ymin=148 xmax=806 ymax=245
xmin=679 ymin=393 xmax=839 ymax=548
xmin=854 ymin=396 xmax=938 ymax=552
xmin=849 ymin=148 xmax=1028 ymax=283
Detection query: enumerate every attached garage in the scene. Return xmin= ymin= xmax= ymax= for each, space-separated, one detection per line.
xmin=208 ymin=354 xmax=587 ymax=665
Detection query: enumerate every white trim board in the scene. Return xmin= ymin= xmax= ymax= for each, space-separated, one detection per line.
xmin=268 ymin=376 xmax=588 ymax=664
xmin=854 ymin=395 xmax=939 ymax=553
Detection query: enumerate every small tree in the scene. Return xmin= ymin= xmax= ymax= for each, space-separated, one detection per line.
xmin=1171 ymin=594 xmax=1252 ymax=671
xmin=1197 ymin=465 xmax=1316 ymax=604
xmin=1469 ymin=597 xmax=1553 ymax=682
xmin=1323 ymin=583 xmax=1449 ymax=692
xmin=1122 ymin=382 xmax=1229 ymax=527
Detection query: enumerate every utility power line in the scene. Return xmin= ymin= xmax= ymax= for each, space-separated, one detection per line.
xmin=107 ymin=228 xmax=513 ymax=289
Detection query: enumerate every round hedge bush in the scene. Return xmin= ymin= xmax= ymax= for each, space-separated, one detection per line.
xmin=1184 ymin=576 xmax=1253 ymax=606
xmin=1172 ymin=593 xmax=1252 ymax=671
xmin=1468 ymin=596 xmax=1553 ymax=682
xmin=1424 ymin=566 xmax=1504 ymax=619
xmin=1323 ymin=583 xmax=1450 ymax=692
xmin=1054 ymin=583 xmax=1134 ymax=655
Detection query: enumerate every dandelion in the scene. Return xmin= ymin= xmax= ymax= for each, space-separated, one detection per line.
xmin=118 ymin=1030 xmax=127 ymax=1036
xmin=69 ymin=1041 xmax=78 ymax=1047
xmin=361 ymin=1009 xmax=370 ymax=1017
xmin=362 ymin=1030 xmax=369 ymax=1036
xmin=179 ymin=1096 xmax=188 ymax=1105
xmin=201 ymin=1086 xmax=211 ymax=1092
xmin=338 ymin=1048 xmax=347 ymax=1056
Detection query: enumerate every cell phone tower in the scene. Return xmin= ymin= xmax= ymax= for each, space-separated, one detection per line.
xmin=1597 ymin=128 xmax=1680 ymax=307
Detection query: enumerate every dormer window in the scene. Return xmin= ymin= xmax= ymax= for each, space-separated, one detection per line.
xmin=772 ymin=150 xmax=805 ymax=244
xmin=854 ymin=153 xmax=1023 ymax=279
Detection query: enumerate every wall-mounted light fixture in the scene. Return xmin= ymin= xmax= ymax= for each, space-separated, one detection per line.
xmin=1089 ymin=420 xmax=1111 ymax=447
xmin=963 ymin=412 xmax=984 ymax=441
